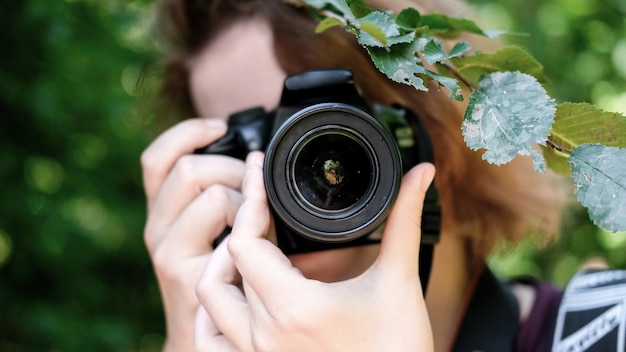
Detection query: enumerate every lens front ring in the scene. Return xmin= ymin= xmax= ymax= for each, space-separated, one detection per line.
xmin=264 ymin=103 xmax=403 ymax=243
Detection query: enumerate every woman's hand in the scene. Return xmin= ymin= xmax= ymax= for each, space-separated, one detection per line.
xmin=141 ymin=118 xmax=246 ymax=352
xmin=195 ymin=151 xmax=436 ymax=352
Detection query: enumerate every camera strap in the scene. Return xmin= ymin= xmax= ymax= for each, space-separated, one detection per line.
xmin=398 ymin=104 xmax=441 ymax=293
xmin=450 ymin=264 xmax=520 ymax=351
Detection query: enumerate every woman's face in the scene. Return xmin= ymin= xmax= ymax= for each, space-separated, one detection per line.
xmin=188 ymin=17 xmax=380 ymax=282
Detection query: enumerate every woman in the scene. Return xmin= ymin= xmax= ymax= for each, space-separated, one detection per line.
xmin=141 ymin=0 xmax=566 ymax=350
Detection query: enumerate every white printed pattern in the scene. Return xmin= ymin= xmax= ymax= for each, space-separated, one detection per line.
xmin=553 ymin=272 xmax=626 ymax=352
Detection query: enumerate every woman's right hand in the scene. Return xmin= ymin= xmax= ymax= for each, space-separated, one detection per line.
xmin=141 ymin=117 xmax=246 ymax=352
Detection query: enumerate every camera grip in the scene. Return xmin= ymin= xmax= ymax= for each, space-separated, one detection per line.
xmin=194 ymin=107 xmax=270 ymax=160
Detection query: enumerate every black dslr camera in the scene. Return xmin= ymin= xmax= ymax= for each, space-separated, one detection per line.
xmin=197 ymin=69 xmax=440 ymax=255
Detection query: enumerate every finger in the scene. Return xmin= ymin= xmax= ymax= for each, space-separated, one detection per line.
xmin=152 ymin=253 xmax=210 ymax=351
xmin=375 ymin=163 xmax=435 ymax=278
xmin=196 ymin=237 xmax=252 ymax=351
xmin=148 ymin=154 xmax=245 ymax=225
xmin=141 ymin=118 xmax=227 ymax=205
xmin=150 ymin=185 xmax=242 ymax=257
xmin=194 ymin=306 xmax=238 ymax=352
xmin=227 ymin=152 xmax=305 ymax=302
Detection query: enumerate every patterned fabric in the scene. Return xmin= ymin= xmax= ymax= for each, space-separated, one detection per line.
xmin=552 ymin=270 xmax=626 ymax=352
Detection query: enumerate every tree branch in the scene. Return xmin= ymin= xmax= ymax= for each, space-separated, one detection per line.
xmin=546 ymin=138 xmax=572 ymax=154
xmin=442 ymin=61 xmax=477 ymax=91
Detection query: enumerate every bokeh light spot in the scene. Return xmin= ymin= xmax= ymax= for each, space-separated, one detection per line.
xmin=537 ymin=3 xmax=569 ymax=37
xmin=64 ymin=196 xmax=108 ymax=233
xmin=474 ymin=3 xmax=514 ymax=32
xmin=585 ymin=20 xmax=615 ymax=53
xmin=611 ymin=40 xmax=626 ymax=79
xmin=0 ymin=228 xmax=13 ymax=268
xmin=25 ymin=157 xmax=65 ymax=194
xmin=572 ymin=51 xmax=607 ymax=85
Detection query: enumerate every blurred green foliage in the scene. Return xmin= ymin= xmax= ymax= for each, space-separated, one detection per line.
xmin=0 ymin=0 xmax=163 ymax=350
xmin=469 ymin=0 xmax=626 ymax=113
xmin=0 ymin=0 xmax=624 ymax=350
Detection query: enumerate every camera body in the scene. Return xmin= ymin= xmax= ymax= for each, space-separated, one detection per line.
xmin=196 ymin=69 xmax=440 ymax=255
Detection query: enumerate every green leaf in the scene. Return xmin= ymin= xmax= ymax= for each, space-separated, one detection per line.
xmin=303 ymin=0 xmax=356 ymax=21
xmin=423 ymin=39 xmax=469 ymax=64
xmin=315 ymin=17 xmax=344 ymax=33
xmin=569 ymin=144 xmax=626 ymax=232
xmin=449 ymin=46 xmax=548 ymax=85
xmin=544 ymin=103 xmax=626 ymax=174
xmin=427 ymin=70 xmax=463 ymax=101
xmin=420 ymin=14 xmax=489 ymax=37
xmin=359 ymin=21 xmax=387 ymax=46
xmin=367 ymin=39 xmax=428 ymax=91
xmin=346 ymin=0 xmax=370 ymax=18
xmin=542 ymin=143 xmax=573 ymax=175
xmin=385 ymin=31 xmax=417 ymax=46
xmin=552 ymin=103 xmax=626 ymax=149
xmin=355 ymin=11 xmax=398 ymax=47
xmin=462 ymin=71 xmax=556 ymax=171
xmin=367 ymin=38 xmax=462 ymax=100
xmin=396 ymin=7 xmax=421 ymax=30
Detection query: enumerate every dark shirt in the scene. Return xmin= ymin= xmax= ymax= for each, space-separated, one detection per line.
xmin=452 ymin=267 xmax=562 ymax=352
xmin=515 ymin=278 xmax=563 ymax=352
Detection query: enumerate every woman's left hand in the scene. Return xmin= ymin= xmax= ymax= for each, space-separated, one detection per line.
xmin=194 ymin=151 xmax=436 ymax=352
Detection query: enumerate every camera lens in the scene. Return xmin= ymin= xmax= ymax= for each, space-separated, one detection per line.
xmin=291 ymin=128 xmax=374 ymax=213
xmin=264 ymin=103 xmax=402 ymax=242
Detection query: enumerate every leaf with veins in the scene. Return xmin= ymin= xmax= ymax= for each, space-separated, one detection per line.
xmin=569 ymin=144 xmax=626 ymax=232
xmin=462 ymin=71 xmax=555 ymax=172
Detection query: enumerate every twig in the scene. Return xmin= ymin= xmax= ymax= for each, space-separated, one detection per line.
xmin=442 ymin=61 xmax=477 ymax=91
xmin=546 ymin=138 xmax=572 ymax=154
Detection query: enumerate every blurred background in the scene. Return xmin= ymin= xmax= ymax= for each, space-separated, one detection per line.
xmin=0 ymin=0 xmax=624 ymax=350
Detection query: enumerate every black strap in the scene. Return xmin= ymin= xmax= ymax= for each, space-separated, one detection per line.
xmin=451 ymin=266 xmax=520 ymax=351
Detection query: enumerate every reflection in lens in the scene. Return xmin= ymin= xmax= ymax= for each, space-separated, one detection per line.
xmin=292 ymin=129 xmax=373 ymax=212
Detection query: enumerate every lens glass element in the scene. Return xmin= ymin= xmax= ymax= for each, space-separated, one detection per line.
xmin=291 ymin=127 xmax=374 ymax=212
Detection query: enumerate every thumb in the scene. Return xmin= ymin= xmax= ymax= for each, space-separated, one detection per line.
xmin=376 ymin=162 xmax=436 ymax=278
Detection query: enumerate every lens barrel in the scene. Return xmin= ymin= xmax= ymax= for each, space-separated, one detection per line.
xmin=264 ymin=103 xmax=402 ymax=243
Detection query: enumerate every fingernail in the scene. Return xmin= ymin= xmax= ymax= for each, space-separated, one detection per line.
xmin=248 ymin=152 xmax=264 ymax=167
xmin=204 ymin=118 xmax=226 ymax=130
